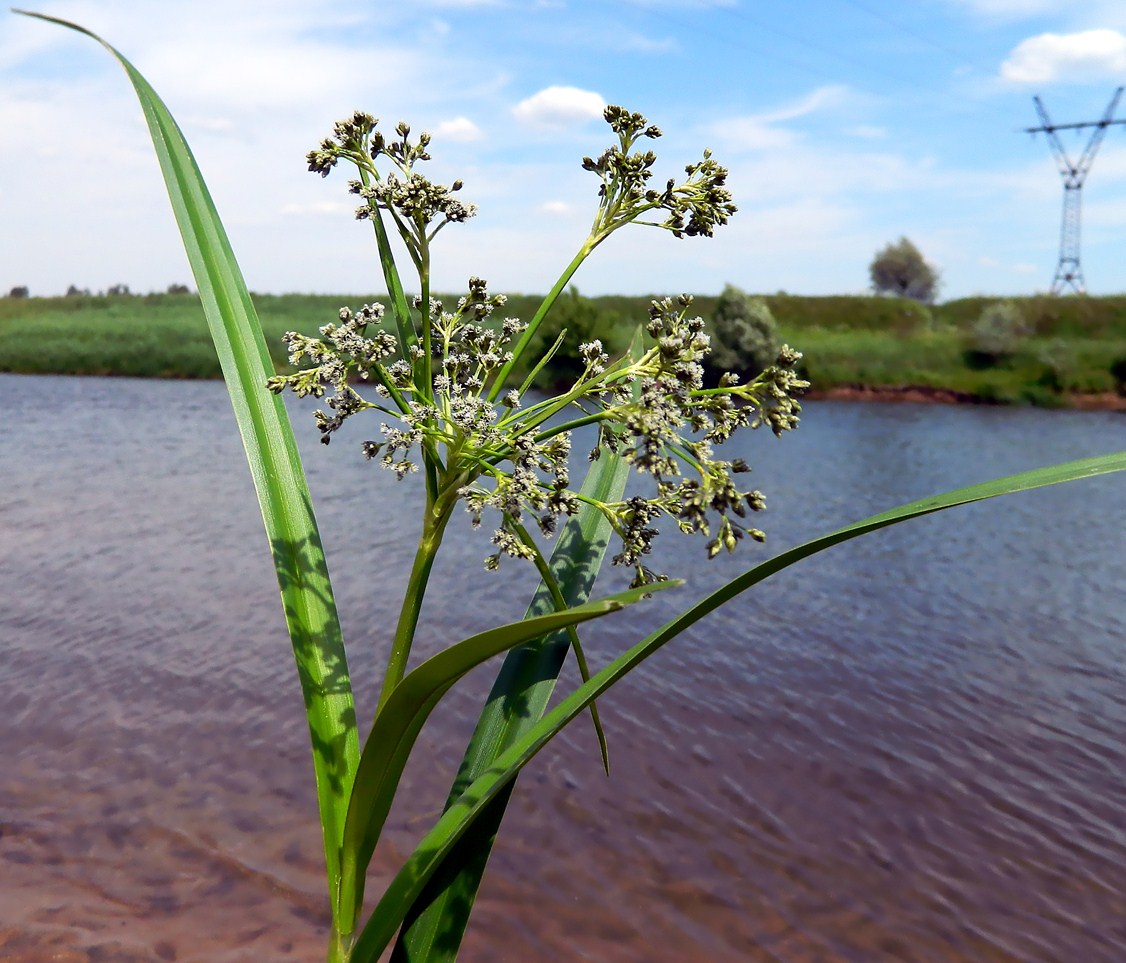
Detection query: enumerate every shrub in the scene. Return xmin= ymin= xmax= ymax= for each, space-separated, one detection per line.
xmin=966 ymin=300 xmax=1028 ymax=368
xmin=66 ymin=284 xmax=91 ymax=297
xmin=8 ymin=285 xmax=29 ymax=298
xmin=1111 ymin=356 xmax=1126 ymax=395
xmin=1035 ymin=338 xmax=1075 ymax=393
xmin=708 ymin=284 xmax=779 ymax=378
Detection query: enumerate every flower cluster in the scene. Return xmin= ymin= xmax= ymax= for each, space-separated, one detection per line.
xmin=582 ymin=106 xmax=737 ymax=242
xmin=308 ymin=111 xmax=476 ymax=267
xmin=268 ymin=105 xmax=807 ymax=586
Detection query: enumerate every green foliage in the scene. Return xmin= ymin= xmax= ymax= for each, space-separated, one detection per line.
xmin=1111 ymin=356 xmax=1126 ymax=394
xmin=7 ymin=292 xmax=1126 ymax=403
xmin=869 ymin=236 xmax=940 ymax=304
xmin=966 ymin=300 xmax=1029 ymax=367
xmin=708 ymin=284 xmax=779 ymax=378
xmin=1035 ymin=338 xmax=1076 ymax=393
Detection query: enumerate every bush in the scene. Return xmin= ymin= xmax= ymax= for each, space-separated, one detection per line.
xmin=167 ymin=283 xmax=191 ymax=295
xmin=1111 ymin=356 xmax=1126 ymax=395
xmin=965 ymin=300 xmax=1028 ymax=368
xmin=708 ymin=284 xmax=779 ymax=379
xmin=66 ymin=284 xmax=91 ymax=297
xmin=8 ymin=286 xmax=29 ymax=298
xmin=106 ymin=283 xmax=132 ymax=297
xmin=1035 ymin=338 xmax=1075 ymax=392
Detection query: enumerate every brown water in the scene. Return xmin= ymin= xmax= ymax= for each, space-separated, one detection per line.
xmin=2 ymin=374 xmax=1125 ymax=962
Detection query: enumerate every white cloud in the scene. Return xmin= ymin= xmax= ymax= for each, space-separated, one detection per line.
xmin=1001 ymin=29 xmax=1126 ymax=83
xmin=433 ymin=117 xmax=483 ymax=142
xmin=539 ymin=200 xmax=572 ymax=215
xmin=512 ymin=86 xmax=604 ymax=127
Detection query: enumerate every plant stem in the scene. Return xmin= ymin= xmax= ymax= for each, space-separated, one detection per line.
xmin=512 ymin=521 xmax=609 ymax=773
xmin=326 ymin=923 xmax=351 ymax=963
xmin=377 ymin=500 xmax=453 ymax=712
xmin=487 ymin=238 xmax=595 ymax=401
xmin=357 ymin=167 xmax=416 ymax=352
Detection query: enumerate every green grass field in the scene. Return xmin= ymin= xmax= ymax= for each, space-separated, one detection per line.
xmin=3 ymin=290 xmax=1126 ymax=405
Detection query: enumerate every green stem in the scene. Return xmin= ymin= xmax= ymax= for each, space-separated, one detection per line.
xmin=419 ymin=249 xmax=433 ymax=397
xmin=533 ymin=409 xmax=611 ymax=440
xmin=488 ymin=238 xmax=595 ymax=401
xmin=377 ymin=500 xmax=454 ymax=712
xmin=511 ymin=521 xmax=609 ymax=773
xmin=357 ymin=168 xmax=415 ymax=352
xmin=326 ymin=923 xmax=351 ymax=963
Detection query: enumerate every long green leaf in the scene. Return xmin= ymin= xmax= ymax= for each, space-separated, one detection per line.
xmin=393 ymin=446 xmax=631 ymax=961
xmin=351 ymin=451 xmax=1126 ymax=960
xmin=19 ymin=11 xmax=361 ymax=914
xmin=336 ymin=580 xmax=674 ymax=937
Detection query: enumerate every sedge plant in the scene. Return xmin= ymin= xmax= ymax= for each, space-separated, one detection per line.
xmin=18 ymin=12 xmax=1126 ymax=963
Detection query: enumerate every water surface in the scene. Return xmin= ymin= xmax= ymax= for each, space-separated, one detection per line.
xmin=2 ymin=373 xmax=1125 ymax=962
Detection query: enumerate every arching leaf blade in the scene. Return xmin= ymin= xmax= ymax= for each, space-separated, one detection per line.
xmin=336 ymin=580 xmax=675 ymax=936
xmin=354 ymin=450 xmax=1126 ymax=960
xmin=16 ymin=10 xmax=360 ymax=916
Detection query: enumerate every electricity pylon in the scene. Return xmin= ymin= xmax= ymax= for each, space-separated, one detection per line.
xmin=1025 ymin=88 xmax=1126 ymax=295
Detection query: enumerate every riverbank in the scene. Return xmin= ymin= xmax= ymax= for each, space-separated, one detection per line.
xmin=809 ymin=383 xmax=1126 ymax=410
xmin=3 ymin=291 xmax=1126 ymax=407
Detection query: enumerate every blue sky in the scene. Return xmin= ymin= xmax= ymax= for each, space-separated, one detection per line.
xmin=4 ymin=0 xmax=1126 ymax=300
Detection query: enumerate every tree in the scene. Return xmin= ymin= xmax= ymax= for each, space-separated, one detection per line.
xmin=7 ymin=285 xmax=29 ymax=298
xmin=708 ymin=284 xmax=779 ymax=378
xmin=869 ymin=237 xmax=939 ymax=303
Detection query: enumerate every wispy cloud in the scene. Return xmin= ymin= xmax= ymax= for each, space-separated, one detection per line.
xmin=710 ymin=86 xmax=850 ymax=152
xmin=946 ymin=0 xmax=1065 ymax=19
xmin=619 ymin=33 xmax=679 ymax=54
xmin=623 ymin=0 xmax=736 ymax=7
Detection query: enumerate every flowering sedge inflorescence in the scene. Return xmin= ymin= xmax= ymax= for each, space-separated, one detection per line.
xmin=268 ymin=106 xmax=808 ymax=586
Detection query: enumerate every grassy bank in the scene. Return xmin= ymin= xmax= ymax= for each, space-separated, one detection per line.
xmin=3 ymin=291 xmax=1126 ymax=405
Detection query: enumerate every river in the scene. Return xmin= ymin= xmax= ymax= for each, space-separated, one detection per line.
xmin=1 ymin=373 xmax=1125 ymax=962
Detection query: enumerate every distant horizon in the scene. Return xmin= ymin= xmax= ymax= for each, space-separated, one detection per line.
xmin=10 ymin=284 xmax=1126 ymax=304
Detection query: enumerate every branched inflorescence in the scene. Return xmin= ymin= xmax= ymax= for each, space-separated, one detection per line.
xmin=269 ymin=106 xmax=807 ymax=586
